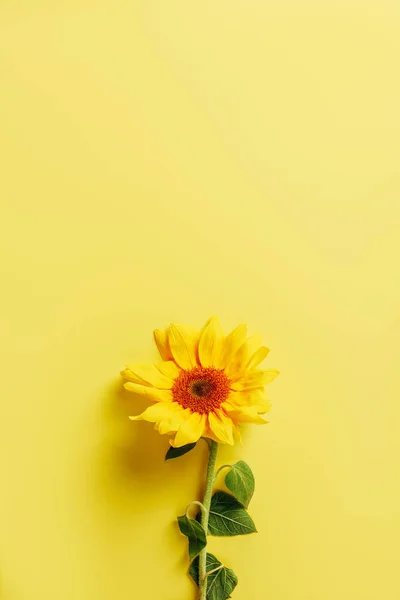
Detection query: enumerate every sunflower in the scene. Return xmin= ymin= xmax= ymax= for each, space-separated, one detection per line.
xmin=121 ymin=316 xmax=279 ymax=447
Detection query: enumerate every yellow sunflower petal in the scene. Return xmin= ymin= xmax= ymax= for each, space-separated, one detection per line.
xmin=120 ymin=369 xmax=147 ymax=385
xmin=129 ymin=401 xmax=174 ymax=422
xmin=155 ymin=404 xmax=188 ymax=435
xmin=156 ymin=360 xmax=181 ymax=381
xmin=198 ymin=315 xmax=224 ymax=367
xmin=216 ymin=324 xmax=247 ymax=369
xmin=122 ymin=364 xmax=173 ymax=389
xmin=168 ymin=323 xmax=199 ymax=370
xmin=231 ymin=368 xmax=280 ymax=390
xmin=124 ymin=381 xmax=173 ymax=402
xmin=228 ymin=389 xmax=272 ymax=413
xmin=246 ymin=346 xmax=270 ymax=371
xmin=154 ymin=328 xmax=173 ymax=362
xmin=203 ymin=412 xmax=242 ymax=444
xmin=225 ymin=334 xmax=263 ymax=379
xmin=223 ymin=404 xmax=268 ymax=424
xmin=171 ymin=411 xmax=206 ymax=447
xmin=208 ymin=409 xmax=234 ymax=445
xmin=203 ymin=422 xmax=221 ymax=444
xmin=231 ymin=421 xmax=243 ymax=444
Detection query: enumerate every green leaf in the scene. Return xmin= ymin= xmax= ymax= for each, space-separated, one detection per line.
xmin=208 ymin=491 xmax=257 ymax=536
xmin=189 ymin=553 xmax=238 ymax=600
xmin=177 ymin=515 xmax=207 ymax=560
xmin=165 ymin=442 xmax=196 ymax=461
xmin=224 ymin=460 xmax=255 ymax=508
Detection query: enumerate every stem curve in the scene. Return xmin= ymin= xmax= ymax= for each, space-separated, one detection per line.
xmin=185 ymin=501 xmax=207 ymax=520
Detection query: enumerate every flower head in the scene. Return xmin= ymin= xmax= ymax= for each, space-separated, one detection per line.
xmin=121 ymin=317 xmax=279 ymax=447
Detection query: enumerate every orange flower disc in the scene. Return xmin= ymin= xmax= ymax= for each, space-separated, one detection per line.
xmin=172 ymin=366 xmax=231 ymax=414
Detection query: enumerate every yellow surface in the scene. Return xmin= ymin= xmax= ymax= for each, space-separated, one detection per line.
xmin=1 ymin=2 xmax=400 ymax=599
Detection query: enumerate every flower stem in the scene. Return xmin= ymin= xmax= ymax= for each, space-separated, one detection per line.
xmin=199 ymin=439 xmax=219 ymax=600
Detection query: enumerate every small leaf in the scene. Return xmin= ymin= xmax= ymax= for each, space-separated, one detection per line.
xmin=177 ymin=515 xmax=207 ymax=560
xmin=208 ymin=491 xmax=257 ymax=536
xmin=165 ymin=442 xmax=196 ymax=461
xmin=225 ymin=460 xmax=255 ymax=508
xmin=189 ymin=553 xmax=238 ymax=600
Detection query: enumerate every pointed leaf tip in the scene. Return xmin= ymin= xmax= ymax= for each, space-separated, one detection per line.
xmin=177 ymin=515 xmax=206 ymax=560
xmin=165 ymin=442 xmax=197 ymax=461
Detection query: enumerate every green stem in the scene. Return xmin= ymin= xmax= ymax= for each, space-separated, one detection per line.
xmin=199 ymin=440 xmax=219 ymax=600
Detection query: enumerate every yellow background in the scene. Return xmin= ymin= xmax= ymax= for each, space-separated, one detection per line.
xmin=1 ymin=1 xmax=400 ymax=599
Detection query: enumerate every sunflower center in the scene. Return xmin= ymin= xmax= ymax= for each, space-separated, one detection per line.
xmin=172 ymin=366 xmax=231 ymax=414
xmin=191 ymin=380 xmax=212 ymax=397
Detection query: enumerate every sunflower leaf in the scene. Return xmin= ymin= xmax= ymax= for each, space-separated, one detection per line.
xmin=165 ymin=442 xmax=196 ymax=461
xmin=208 ymin=491 xmax=257 ymax=536
xmin=189 ymin=552 xmax=238 ymax=600
xmin=177 ymin=515 xmax=207 ymax=560
xmin=224 ymin=461 xmax=255 ymax=508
